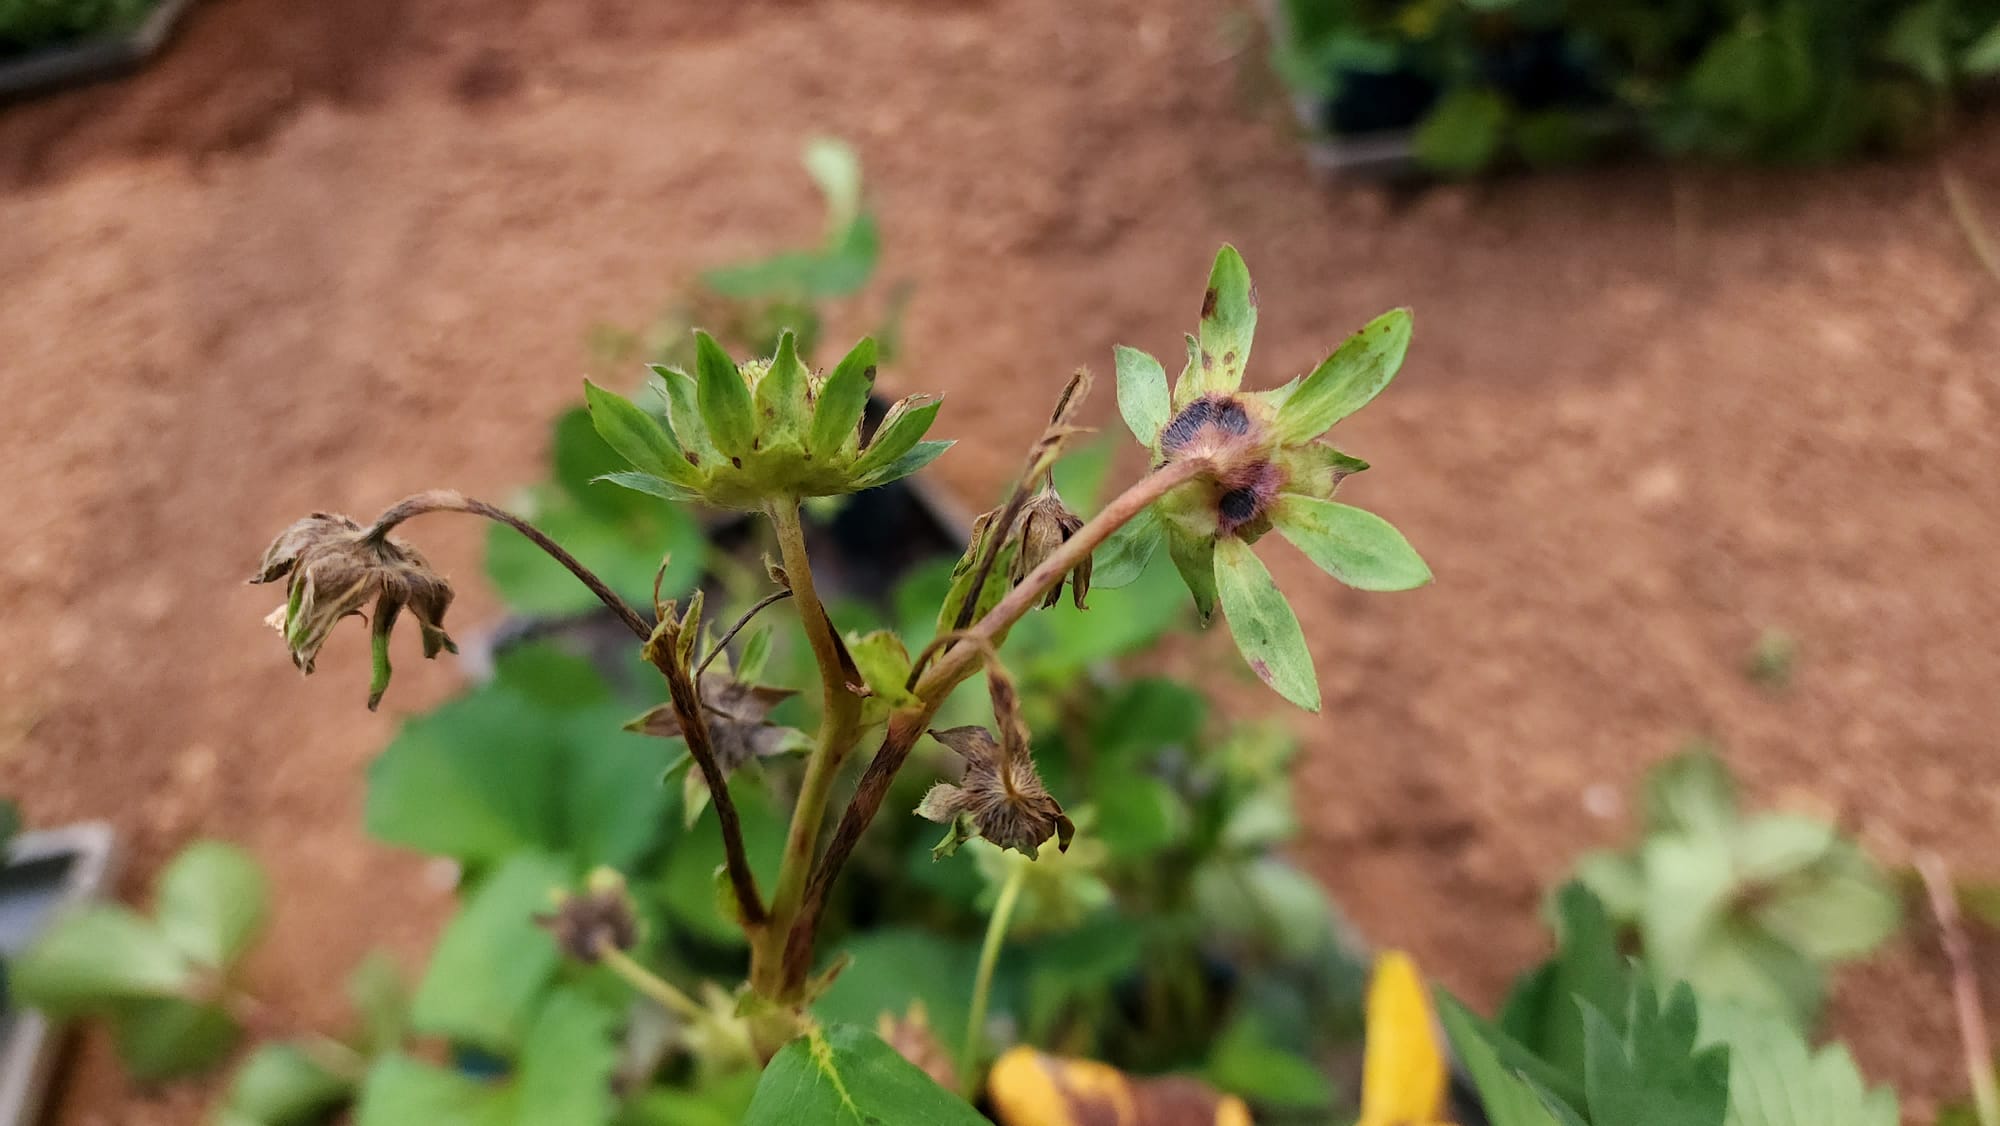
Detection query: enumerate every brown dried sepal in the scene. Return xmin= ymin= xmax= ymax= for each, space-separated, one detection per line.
xmin=626 ymin=674 xmax=804 ymax=775
xmin=249 ymin=512 xmax=456 ymax=710
xmin=916 ymin=726 xmax=1072 ymax=859
xmin=1012 ymin=487 xmax=1090 ymax=609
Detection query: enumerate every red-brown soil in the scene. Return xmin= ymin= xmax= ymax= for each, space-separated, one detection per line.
xmin=3 ymin=1 xmax=1997 ymax=1122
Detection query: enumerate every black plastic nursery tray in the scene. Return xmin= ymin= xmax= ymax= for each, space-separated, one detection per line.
xmin=0 ymin=0 xmax=196 ymax=101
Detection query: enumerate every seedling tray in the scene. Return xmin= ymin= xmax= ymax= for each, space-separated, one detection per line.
xmin=0 ymin=0 xmax=195 ymax=101
xmin=0 ymin=822 xmax=120 ymax=1126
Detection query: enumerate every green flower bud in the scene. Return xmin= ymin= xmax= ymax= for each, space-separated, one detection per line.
xmin=585 ymin=332 xmax=952 ymax=510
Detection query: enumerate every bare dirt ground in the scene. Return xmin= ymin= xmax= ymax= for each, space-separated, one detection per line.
xmin=2 ymin=0 xmax=1997 ymax=1121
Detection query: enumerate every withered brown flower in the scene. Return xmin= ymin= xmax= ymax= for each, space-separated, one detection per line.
xmin=533 ymin=868 xmax=640 ymax=964
xmin=249 ymin=512 xmax=456 ymax=710
xmin=625 ymin=675 xmax=806 ymax=775
xmin=1012 ymin=487 xmax=1089 ymax=609
xmin=916 ymin=726 xmax=1073 ymax=859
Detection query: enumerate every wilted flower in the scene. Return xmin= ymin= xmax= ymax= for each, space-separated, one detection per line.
xmin=582 ymin=330 xmax=951 ymax=510
xmin=916 ymin=726 xmax=1073 ymax=860
xmin=1102 ymin=244 xmax=1431 ymax=712
xmin=627 ymin=674 xmax=811 ymax=823
xmin=1012 ymin=487 xmax=1089 ymax=609
xmin=249 ymin=512 xmax=455 ymax=710
xmin=534 ymin=868 xmax=641 ymax=965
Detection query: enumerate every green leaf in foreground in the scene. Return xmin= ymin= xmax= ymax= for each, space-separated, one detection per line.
xmin=409 ymin=853 xmax=567 ymax=1054
xmin=515 ymin=990 xmax=620 ymax=1125
xmin=156 ymin=840 xmax=269 ymax=971
xmin=1439 ymin=994 xmax=1588 ymax=1126
xmin=223 ymin=1042 xmax=355 ymax=1125
xmin=355 ymin=1055 xmax=514 ymax=1126
xmin=1580 ymin=980 xmax=1730 ymax=1126
xmin=111 ymin=997 xmax=240 ymax=1081
xmin=744 ymin=1024 xmax=986 ymax=1126
xmin=1698 ymin=1002 xmax=1897 ymax=1126
xmin=12 ymin=907 xmax=192 ymax=1014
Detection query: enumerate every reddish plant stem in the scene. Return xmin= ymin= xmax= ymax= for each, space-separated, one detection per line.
xmin=779 ymin=456 xmax=1209 ymax=987
xmin=1917 ymin=851 xmax=1999 ymax=1126
xmin=364 ymin=489 xmax=767 ymax=926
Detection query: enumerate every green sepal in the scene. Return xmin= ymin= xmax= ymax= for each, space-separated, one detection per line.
xmin=1276 ymin=442 xmax=1369 ymax=500
xmin=755 ymin=331 xmax=811 ymax=450
xmin=1269 ymin=495 xmax=1431 ymax=592
xmin=1114 ymin=345 xmax=1170 ymax=449
xmin=856 ymin=439 xmax=953 ymax=489
xmin=846 ymin=630 xmax=920 ymax=725
xmin=647 ymin=364 xmax=719 ymax=471
xmin=11 ymin=906 xmax=193 ymax=1014
xmin=852 ymin=396 xmax=941 ymax=480
xmin=937 ymin=537 xmax=1019 ymax=637
xmin=811 ymin=336 xmax=877 ymax=461
xmin=1214 ymin=536 xmax=1320 ymax=712
xmin=1091 ymin=502 xmax=1163 ymax=590
xmin=931 ymin=814 xmax=979 ymax=860
xmin=1165 ymin=526 xmax=1218 ymax=624
xmin=1274 ymin=308 xmax=1413 ymax=443
xmin=694 ymin=331 xmax=755 ymax=459
xmin=583 ymin=379 xmax=701 ymax=487
xmin=1189 ymin=244 xmax=1256 ymax=400
xmin=368 ymin=606 xmax=396 ymax=712
xmin=594 ymin=470 xmax=702 ymax=504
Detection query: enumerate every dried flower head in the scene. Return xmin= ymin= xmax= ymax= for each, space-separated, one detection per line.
xmin=534 ymin=868 xmax=641 ymax=964
xmin=916 ymin=726 xmax=1073 ymax=860
xmin=627 ymin=675 xmax=804 ymax=773
xmin=1012 ymin=487 xmax=1089 ymax=609
xmin=1103 ymin=245 xmax=1431 ymax=712
xmin=628 ymin=673 xmax=811 ymax=824
xmin=249 ymin=512 xmax=456 ymax=710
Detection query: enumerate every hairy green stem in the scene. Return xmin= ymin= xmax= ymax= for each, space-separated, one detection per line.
xmin=757 ymin=498 xmax=864 ymax=997
xmin=779 ymin=456 xmax=1211 ymax=987
xmin=962 ymin=860 xmax=1026 ymax=1096
xmin=598 ymin=945 xmax=705 ymax=1023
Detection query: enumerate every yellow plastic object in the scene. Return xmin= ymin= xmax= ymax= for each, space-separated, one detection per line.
xmin=1359 ymin=951 xmax=1456 ymax=1126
